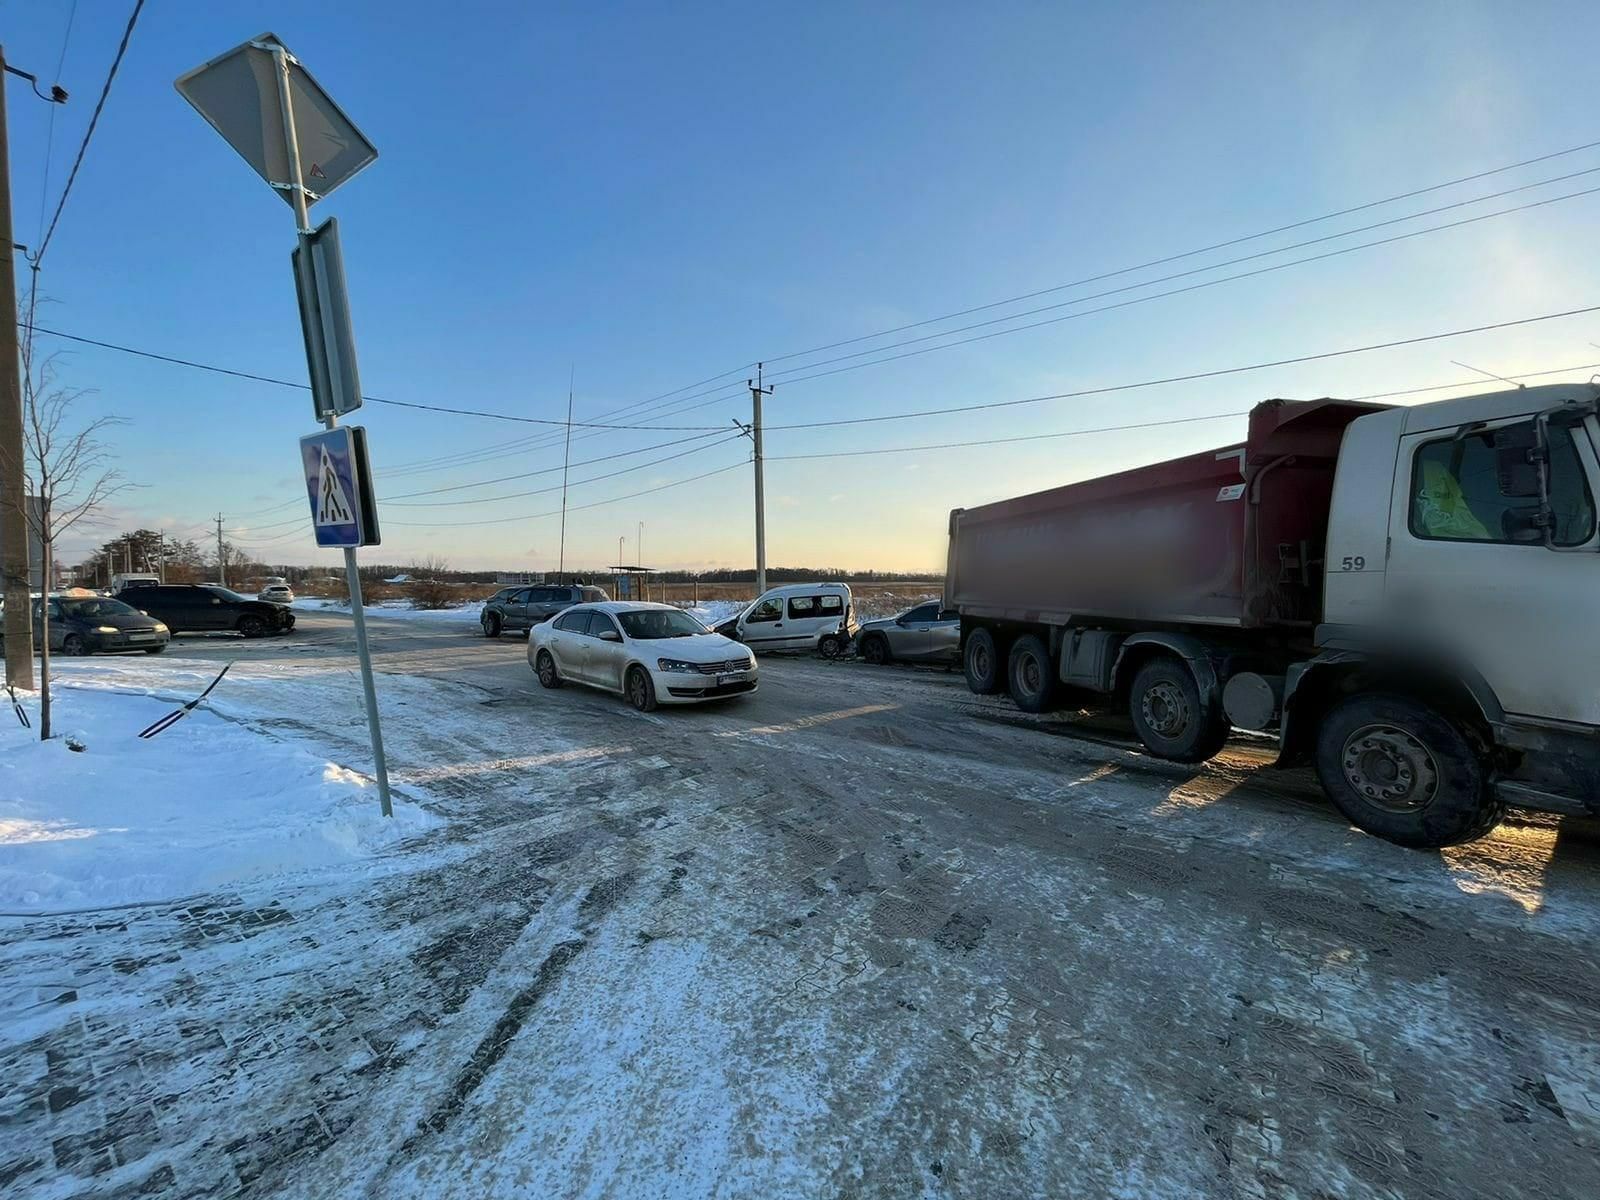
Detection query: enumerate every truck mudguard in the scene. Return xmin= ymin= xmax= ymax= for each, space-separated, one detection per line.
xmin=1111 ymin=631 xmax=1222 ymax=706
xmin=1278 ymin=647 xmax=1506 ymax=766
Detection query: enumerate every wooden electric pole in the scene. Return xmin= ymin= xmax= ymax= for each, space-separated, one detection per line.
xmin=0 ymin=46 xmax=34 ymax=689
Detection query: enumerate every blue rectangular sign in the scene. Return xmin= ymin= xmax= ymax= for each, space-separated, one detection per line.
xmin=300 ymin=428 xmax=366 ymax=548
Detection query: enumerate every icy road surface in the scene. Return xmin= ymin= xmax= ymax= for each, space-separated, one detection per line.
xmin=2 ymin=608 xmax=1598 ymax=1199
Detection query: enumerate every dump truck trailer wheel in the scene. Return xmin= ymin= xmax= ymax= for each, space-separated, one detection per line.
xmin=1008 ymin=634 xmax=1056 ymax=713
xmin=963 ymin=627 xmax=1003 ymax=695
xmin=1128 ymin=656 xmax=1229 ymax=763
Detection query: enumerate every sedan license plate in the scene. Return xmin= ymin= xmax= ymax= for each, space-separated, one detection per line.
xmin=715 ymin=672 xmax=746 ymax=687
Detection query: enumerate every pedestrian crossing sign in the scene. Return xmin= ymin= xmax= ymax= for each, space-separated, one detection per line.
xmin=299 ymin=426 xmax=380 ymax=547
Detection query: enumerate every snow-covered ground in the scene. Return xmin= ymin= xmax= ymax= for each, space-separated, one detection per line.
xmin=4 ymin=631 xmax=1599 ymax=1199
xmin=0 ymin=672 xmax=439 ymax=912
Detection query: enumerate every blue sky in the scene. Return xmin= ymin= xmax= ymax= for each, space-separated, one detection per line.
xmin=7 ymin=1 xmax=1600 ymax=572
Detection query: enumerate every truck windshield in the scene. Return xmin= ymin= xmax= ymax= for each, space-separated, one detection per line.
xmin=1411 ymin=423 xmax=1596 ymax=546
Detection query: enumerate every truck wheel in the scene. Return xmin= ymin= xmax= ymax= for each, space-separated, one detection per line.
xmin=1007 ymin=634 xmax=1056 ymax=713
xmin=483 ymin=613 xmax=502 ymax=638
xmin=1128 ymin=657 xmax=1229 ymax=763
xmin=237 ymin=615 xmax=267 ymax=638
xmin=964 ymin=628 xmax=1002 ymax=695
xmin=1314 ymin=694 xmax=1502 ymax=848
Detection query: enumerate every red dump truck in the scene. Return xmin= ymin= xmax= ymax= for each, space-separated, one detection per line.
xmin=946 ymin=383 xmax=1600 ymax=847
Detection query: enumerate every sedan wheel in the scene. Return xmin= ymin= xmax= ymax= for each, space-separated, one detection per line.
xmin=626 ymin=666 xmax=658 ymax=712
xmin=861 ymin=635 xmax=889 ymax=665
xmin=535 ymin=649 xmax=562 ymax=689
xmin=61 ymin=634 xmax=87 ymax=656
xmin=484 ymin=613 xmax=502 ymax=638
xmin=238 ymin=615 xmax=267 ymax=639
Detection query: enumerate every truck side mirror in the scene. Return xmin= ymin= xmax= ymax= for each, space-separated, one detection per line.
xmin=1492 ymin=424 xmax=1541 ymax=498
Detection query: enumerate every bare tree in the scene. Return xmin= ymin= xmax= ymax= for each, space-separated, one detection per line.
xmin=21 ymin=350 xmax=130 ymax=740
xmin=406 ymin=554 xmax=455 ymax=609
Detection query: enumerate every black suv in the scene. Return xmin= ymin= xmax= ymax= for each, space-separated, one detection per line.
xmin=115 ymin=584 xmax=295 ymax=638
xmin=481 ymin=583 xmax=609 ymax=637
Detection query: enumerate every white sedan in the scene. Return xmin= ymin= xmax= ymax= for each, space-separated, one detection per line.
xmin=528 ymin=602 xmax=758 ymax=711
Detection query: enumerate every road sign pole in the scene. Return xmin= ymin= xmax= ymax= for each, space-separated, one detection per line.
xmin=341 ymin=543 xmax=392 ymax=817
xmin=268 ymin=41 xmax=392 ymax=819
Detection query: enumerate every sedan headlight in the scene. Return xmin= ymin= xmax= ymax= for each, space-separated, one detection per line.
xmin=95 ymin=625 xmax=119 ymax=634
xmin=656 ymin=658 xmax=698 ymax=673
xmin=153 ymin=623 xmax=168 ymax=632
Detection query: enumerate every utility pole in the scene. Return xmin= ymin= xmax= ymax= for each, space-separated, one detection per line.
xmin=0 ymin=46 xmax=33 ymax=689
xmin=748 ymin=363 xmax=773 ymax=596
xmin=215 ymin=513 xmax=225 ymax=587
xmin=157 ymin=530 xmax=166 ymax=582
xmin=558 ymin=366 xmax=573 ymax=582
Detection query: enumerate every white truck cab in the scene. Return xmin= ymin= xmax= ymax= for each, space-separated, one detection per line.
xmin=1302 ymin=382 xmax=1600 ymax=824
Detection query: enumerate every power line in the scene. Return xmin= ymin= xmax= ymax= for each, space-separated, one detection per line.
xmin=762 ymin=166 xmax=1600 ymax=384
xmin=762 ymin=304 xmax=1600 ymax=431
xmin=33 ymin=0 xmax=143 ymax=269
xmin=383 ymin=432 xmax=747 ymax=507
xmin=383 ymin=429 xmax=731 ymax=501
xmin=763 ymin=182 xmax=1600 ymax=390
xmin=384 ymin=461 xmax=751 ymax=529
xmin=39 ymin=158 xmax=1591 ymax=476
xmin=758 ymin=136 xmax=1600 ymax=369
xmin=24 ymin=325 xmax=728 ymax=431
xmin=376 ymin=138 xmax=1600 ymax=453
xmin=34 ymin=0 xmax=80 ymax=250
xmin=230 ymin=357 xmax=1600 ymax=545
xmin=239 ymin=432 xmax=747 ymax=533
xmin=762 ymin=359 xmax=1600 ymax=464
xmin=766 ymin=411 xmax=1252 ymax=461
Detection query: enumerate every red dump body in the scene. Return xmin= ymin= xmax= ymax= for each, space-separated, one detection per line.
xmin=946 ymin=399 xmax=1388 ymax=630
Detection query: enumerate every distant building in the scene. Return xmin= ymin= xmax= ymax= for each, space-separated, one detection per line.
xmin=495 ymin=571 xmax=542 ymax=585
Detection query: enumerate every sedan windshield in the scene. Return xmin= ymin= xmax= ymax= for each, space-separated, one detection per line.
xmin=617 ymin=609 xmax=708 ymax=639
xmin=207 ymin=587 xmax=251 ymax=603
xmin=58 ymin=598 xmax=139 ymax=620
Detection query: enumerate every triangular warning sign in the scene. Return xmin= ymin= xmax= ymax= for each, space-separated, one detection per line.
xmin=309 ymin=162 xmax=327 ymax=180
xmin=315 ymin=447 xmax=356 ymax=526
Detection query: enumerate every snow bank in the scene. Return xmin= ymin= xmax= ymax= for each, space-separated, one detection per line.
xmin=294 ymin=597 xmax=481 ymax=625
xmin=0 ymin=687 xmax=439 ymax=912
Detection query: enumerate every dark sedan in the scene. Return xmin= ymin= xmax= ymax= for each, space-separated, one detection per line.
xmin=34 ymin=595 xmax=170 ymax=655
xmin=114 ymin=584 xmax=295 ymax=638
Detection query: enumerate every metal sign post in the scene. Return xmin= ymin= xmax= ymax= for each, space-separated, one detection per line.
xmin=178 ymin=32 xmax=391 ymax=817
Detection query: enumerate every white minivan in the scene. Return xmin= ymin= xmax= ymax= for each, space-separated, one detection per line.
xmin=725 ymin=582 xmax=858 ymax=656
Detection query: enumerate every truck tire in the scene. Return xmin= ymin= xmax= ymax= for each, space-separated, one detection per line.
xmin=964 ymin=628 xmax=1002 ymax=695
xmin=1314 ymin=693 xmax=1502 ymax=848
xmin=1128 ymin=657 xmax=1229 ymax=763
xmin=1008 ymin=634 xmax=1056 ymax=713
